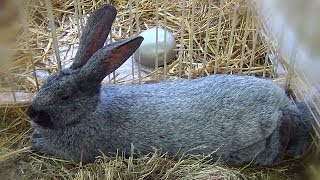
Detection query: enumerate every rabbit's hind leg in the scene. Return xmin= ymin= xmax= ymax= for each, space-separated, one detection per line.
xmin=252 ymin=109 xmax=292 ymax=167
xmin=286 ymin=102 xmax=313 ymax=158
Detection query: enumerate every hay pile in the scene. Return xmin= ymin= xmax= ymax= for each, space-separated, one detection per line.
xmin=0 ymin=0 xmax=317 ymax=179
xmin=109 ymin=0 xmax=272 ymax=79
xmin=0 ymin=0 xmax=274 ymax=92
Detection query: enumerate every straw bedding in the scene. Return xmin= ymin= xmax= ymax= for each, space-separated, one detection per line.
xmin=0 ymin=0 xmax=318 ymax=179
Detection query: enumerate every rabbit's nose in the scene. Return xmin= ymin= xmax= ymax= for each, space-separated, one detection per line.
xmin=34 ymin=110 xmax=54 ymax=129
xmin=27 ymin=105 xmax=54 ymax=129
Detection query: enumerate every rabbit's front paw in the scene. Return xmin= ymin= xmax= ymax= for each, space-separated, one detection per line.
xmin=31 ymin=130 xmax=47 ymax=153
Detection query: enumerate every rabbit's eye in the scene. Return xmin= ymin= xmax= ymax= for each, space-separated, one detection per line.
xmin=61 ymin=95 xmax=70 ymax=100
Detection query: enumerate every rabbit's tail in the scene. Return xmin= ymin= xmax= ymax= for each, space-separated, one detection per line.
xmin=285 ymin=101 xmax=314 ymax=158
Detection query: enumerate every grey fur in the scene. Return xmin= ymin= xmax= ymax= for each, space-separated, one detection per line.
xmin=286 ymin=101 xmax=314 ymax=158
xmin=27 ymin=4 xmax=313 ymax=166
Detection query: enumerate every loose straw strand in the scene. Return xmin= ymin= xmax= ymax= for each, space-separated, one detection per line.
xmin=163 ymin=0 xmax=168 ymax=81
xmin=128 ymin=0 xmax=135 ymax=79
xmin=155 ymin=0 xmax=159 ymax=81
xmin=178 ymin=0 xmax=186 ymax=78
xmin=215 ymin=0 xmax=224 ymax=74
xmin=202 ymin=1 xmax=213 ymax=77
xmin=226 ymin=0 xmax=239 ymax=74
xmin=135 ymin=0 xmax=142 ymax=83
xmin=45 ymin=0 xmax=62 ymax=70
xmin=188 ymin=0 xmax=196 ymax=79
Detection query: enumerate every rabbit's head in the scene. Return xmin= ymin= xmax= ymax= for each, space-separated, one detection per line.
xmin=27 ymin=4 xmax=143 ymax=129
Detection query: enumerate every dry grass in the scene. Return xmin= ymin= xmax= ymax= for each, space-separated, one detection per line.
xmin=0 ymin=0 xmax=318 ymax=179
xmin=0 ymin=0 xmax=273 ymax=91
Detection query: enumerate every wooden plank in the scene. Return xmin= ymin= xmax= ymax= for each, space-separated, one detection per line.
xmin=0 ymin=92 xmax=34 ymax=105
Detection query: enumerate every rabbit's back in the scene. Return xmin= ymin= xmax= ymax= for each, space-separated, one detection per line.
xmin=99 ymin=74 xmax=294 ymax=160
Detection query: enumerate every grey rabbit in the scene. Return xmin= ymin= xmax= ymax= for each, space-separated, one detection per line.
xmin=27 ymin=4 xmax=313 ymax=166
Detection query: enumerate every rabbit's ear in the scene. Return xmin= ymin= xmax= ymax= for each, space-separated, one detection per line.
xmin=78 ymin=36 xmax=143 ymax=89
xmin=71 ymin=4 xmax=117 ymax=70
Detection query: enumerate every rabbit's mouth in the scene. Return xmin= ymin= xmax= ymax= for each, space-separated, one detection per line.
xmin=27 ymin=106 xmax=55 ymax=129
